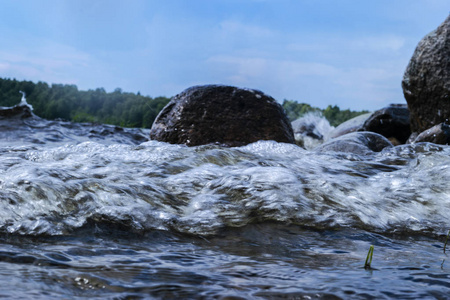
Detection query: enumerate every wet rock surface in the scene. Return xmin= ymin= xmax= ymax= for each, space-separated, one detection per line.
xmin=360 ymin=104 xmax=410 ymax=145
xmin=413 ymin=123 xmax=450 ymax=145
xmin=315 ymin=131 xmax=393 ymax=155
xmin=149 ymin=85 xmax=295 ymax=147
xmin=402 ymin=15 xmax=450 ymax=134
xmin=0 ymin=104 xmax=33 ymax=119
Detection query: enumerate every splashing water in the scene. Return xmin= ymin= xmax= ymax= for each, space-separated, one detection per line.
xmin=0 ymin=105 xmax=448 ymax=298
xmin=0 ymin=109 xmax=448 ymax=237
xmin=291 ymin=112 xmax=335 ymax=149
xmin=18 ymin=90 xmax=33 ymax=110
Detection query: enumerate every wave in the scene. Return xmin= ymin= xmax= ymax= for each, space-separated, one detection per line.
xmin=0 ymin=125 xmax=449 ymax=237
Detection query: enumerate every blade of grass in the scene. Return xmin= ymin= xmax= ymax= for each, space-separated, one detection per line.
xmin=444 ymin=230 xmax=450 ymax=254
xmin=364 ymin=245 xmax=374 ymax=270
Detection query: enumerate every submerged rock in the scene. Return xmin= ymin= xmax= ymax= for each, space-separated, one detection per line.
xmin=149 ymin=85 xmax=295 ymax=147
xmin=360 ymin=104 xmax=410 ymax=145
xmin=413 ymin=123 xmax=450 ymax=145
xmin=402 ymin=15 xmax=450 ymax=134
xmin=315 ymin=132 xmax=393 ymax=155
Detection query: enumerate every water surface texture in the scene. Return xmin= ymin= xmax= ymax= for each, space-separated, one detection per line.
xmin=0 ymin=104 xmax=450 ymax=299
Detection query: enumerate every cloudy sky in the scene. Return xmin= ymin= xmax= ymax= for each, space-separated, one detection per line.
xmin=0 ymin=0 xmax=448 ymax=110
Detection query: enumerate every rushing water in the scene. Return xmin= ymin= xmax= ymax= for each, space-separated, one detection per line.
xmin=0 ymin=102 xmax=450 ymax=299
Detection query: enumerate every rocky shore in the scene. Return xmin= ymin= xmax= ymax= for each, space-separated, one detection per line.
xmin=150 ymin=14 xmax=450 ymax=153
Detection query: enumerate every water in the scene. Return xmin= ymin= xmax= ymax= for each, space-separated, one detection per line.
xmin=291 ymin=112 xmax=335 ymax=149
xmin=0 ymin=102 xmax=450 ymax=299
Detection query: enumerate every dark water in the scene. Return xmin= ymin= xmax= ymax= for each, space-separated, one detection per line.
xmin=1 ymin=102 xmax=450 ymax=299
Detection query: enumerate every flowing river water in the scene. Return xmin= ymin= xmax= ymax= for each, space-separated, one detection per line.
xmin=0 ymin=102 xmax=450 ymax=299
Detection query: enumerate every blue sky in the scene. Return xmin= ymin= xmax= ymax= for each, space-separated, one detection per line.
xmin=0 ymin=0 xmax=448 ymax=110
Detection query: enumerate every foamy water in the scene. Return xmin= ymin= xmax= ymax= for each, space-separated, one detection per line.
xmin=0 ymin=102 xmax=449 ymax=298
xmin=3 ymin=124 xmax=449 ymax=237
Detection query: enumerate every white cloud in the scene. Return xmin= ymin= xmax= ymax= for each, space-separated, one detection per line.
xmin=0 ymin=38 xmax=103 ymax=87
xmin=207 ymin=55 xmax=339 ymax=81
xmin=206 ymin=52 xmax=406 ymax=110
xmin=287 ymin=34 xmax=407 ymax=57
xmin=349 ymin=35 xmax=406 ymax=52
xmin=219 ymin=20 xmax=276 ymax=38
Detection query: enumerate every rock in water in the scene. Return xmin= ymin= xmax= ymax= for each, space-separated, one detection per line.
xmin=325 ymin=105 xmax=409 ymax=146
xmin=0 ymin=105 xmax=33 ymax=119
xmin=360 ymin=104 xmax=410 ymax=145
xmin=149 ymin=85 xmax=295 ymax=147
xmin=412 ymin=123 xmax=450 ymax=145
xmin=402 ymin=15 xmax=450 ymax=134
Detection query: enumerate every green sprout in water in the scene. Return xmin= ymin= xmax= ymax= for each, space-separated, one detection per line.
xmin=364 ymin=245 xmax=374 ymax=270
xmin=444 ymin=230 xmax=450 ymax=254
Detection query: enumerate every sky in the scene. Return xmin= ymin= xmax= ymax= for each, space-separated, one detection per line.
xmin=0 ymin=0 xmax=449 ymax=111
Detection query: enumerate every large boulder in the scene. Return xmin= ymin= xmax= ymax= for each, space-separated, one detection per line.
xmin=149 ymin=85 xmax=295 ymax=147
xmin=359 ymin=104 xmax=410 ymax=145
xmin=402 ymin=15 xmax=450 ymax=134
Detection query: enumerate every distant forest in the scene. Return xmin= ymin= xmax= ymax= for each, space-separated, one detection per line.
xmin=0 ymin=78 xmax=170 ymax=128
xmin=0 ymin=78 xmax=369 ymax=128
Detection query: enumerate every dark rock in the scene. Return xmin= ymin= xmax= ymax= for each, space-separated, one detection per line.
xmin=315 ymin=132 xmax=393 ymax=155
xmin=402 ymin=15 xmax=450 ymax=134
xmin=413 ymin=123 xmax=450 ymax=144
xmin=359 ymin=104 xmax=410 ymax=144
xmin=149 ymin=85 xmax=295 ymax=147
xmin=327 ymin=113 xmax=371 ymax=140
xmin=327 ymin=105 xmax=410 ymax=145
xmin=0 ymin=104 xmax=33 ymax=119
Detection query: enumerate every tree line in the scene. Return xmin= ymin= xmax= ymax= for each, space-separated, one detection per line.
xmin=0 ymin=78 xmax=170 ymax=128
xmin=0 ymin=78 xmax=369 ymax=128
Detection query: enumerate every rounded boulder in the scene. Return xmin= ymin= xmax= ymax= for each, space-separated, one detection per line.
xmin=149 ymin=85 xmax=295 ymax=147
xmin=360 ymin=104 xmax=410 ymax=145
